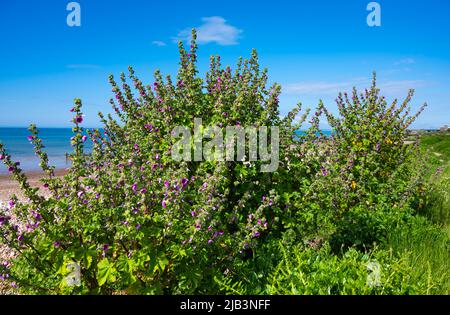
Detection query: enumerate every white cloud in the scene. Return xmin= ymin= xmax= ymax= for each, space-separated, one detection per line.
xmin=174 ymin=16 xmax=242 ymax=46
xmin=284 ymin=79 xmax=366 ymax=95
xmin=378 ymin=80 xmax=425 ymax=94
xmin=152 ymin=40 xmax=167 ymax=47
xmin=284 ymin=78 xmax=425 ymax=97
xmin=395 ymin=58 xmax=415 ymax=65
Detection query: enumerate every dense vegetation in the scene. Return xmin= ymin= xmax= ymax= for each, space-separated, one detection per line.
xmin=0 ymin=30 xmax=448 ymax=294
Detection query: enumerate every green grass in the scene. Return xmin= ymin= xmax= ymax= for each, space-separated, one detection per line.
xmin=416 ymin=131 xmax=450 ymax=227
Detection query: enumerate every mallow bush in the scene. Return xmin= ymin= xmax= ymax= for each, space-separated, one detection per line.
xmin=0 ymin=30 xmax=428 ymax=294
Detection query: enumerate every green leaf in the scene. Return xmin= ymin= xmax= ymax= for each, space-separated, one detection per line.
xmin=97 ymin=258 xmax=116 ymax=286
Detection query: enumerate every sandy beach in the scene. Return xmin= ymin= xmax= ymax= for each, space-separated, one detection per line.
xmin=0 ymin=169 xmax=67 ymax=201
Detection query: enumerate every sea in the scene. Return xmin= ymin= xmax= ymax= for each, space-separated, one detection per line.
xmin=0 ymin=128 xmax=332 ymax=174
xmin=0 ymin=128 xmax=93 ymax=174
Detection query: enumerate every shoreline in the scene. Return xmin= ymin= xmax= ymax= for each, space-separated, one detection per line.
xmin=0 ymin=169 xmax=67 ymax=201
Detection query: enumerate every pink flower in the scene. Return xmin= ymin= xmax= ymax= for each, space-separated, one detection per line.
xmin=81 ymin=135 xmax=88 ymax=142
xmin=75 ymin=116 xmax=83 ymax=124
xmin=162 ymin=200 xmax=167 ymax=208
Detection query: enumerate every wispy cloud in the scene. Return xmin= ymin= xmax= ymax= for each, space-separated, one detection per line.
xmin=66 ymin=64 xmax=101 ymax=70
xmin=173 ymin=16 xmax=242 ymax=46
xmin=152 ymin=40 xmax=167 ymax=47
xmin=378 ymin=80 xmax=425 ymax=94
xmin=395 ymin=58 xmax=415 ymax=65
xmin=284 ymin=78 xmax=426 ymax=96
xmin=284 ymin=78 xmax=368 ymax=95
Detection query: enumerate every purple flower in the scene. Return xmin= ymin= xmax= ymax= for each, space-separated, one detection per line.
xmin=0 ymin=154 xmax=4 ymax=160
xmin=181 ymin=178 xmax=188 ymax=187
xmin=43 ymin=183 xmax=49 ymax=188
xmin=8 ymin=200 xmax=15 ymax=208
xmin=8 ymin=166 xmax=14 ymax=173
xmin=75 ymin=116 xmax=83 ymax=124
xmin=208 ymin=239 xmax=213 ymax=244
xmin=320 ymin=166 xmax=328 ymax=177
xmin=253 ymin=232 xmax=260 ymax=238
xmin=77 ymin=191 xmax=84 ymax=198
xmin=27 ymin=136 xmax=34 ymax=141
xmin=162 ymin=200 xmax=167 ymax=208
xmin=17 ymin=235 xmax=24 ymax=242
xmin=81 ymin=135 xmax=88 ymax=142
xmin=135 ymin=224 xmax=141 ymax=230
xmin=164 ymin=181 xmax=170 ymax=188
xmin=102 ymin=244 xmax=110 ymax=252
xmin=191 ymin=211 xmax=196 ymax=217
xmin=132 ymin=183 xmax=138 ymax=191
xmin=257 ymin=219 xmax=262 ymax=225
xmin=53 ymin=241 xmax=61 ymax=248
xmin=140 ymin=188 xmax=147 ymax=194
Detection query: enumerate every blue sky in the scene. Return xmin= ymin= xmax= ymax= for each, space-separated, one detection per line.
xmin=0 ymin=0 xmax=449 ymax=128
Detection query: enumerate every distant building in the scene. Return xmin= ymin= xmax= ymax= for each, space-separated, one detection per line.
xmin=439 ymin=125 xmax=449 ymax=132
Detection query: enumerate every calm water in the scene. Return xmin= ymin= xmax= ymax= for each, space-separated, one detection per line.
xmin=0 ymin=128 xmax=93 ymax=174
xmin=0 ymin=128 xmax=333 ymax=174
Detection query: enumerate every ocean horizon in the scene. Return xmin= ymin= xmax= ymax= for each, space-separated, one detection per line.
xmin=0 ymin=127 xmax=333 ymax=174
xmin=0 ymin=128 xmax=94 ymax=174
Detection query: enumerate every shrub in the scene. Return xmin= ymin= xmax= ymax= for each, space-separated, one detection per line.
xmin=0 ymin=30 xmax=432 ymax=295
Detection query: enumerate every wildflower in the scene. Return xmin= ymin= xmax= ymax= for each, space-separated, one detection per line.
xmin=17 ymin=235 xmax=24 ymax=242
xmin=8 ymin=200 xmax=15 ymax=208
xmin=191 ymin=211 xmax=196 ymax=217
xmin=0 ymin=154 xmax=4 ymax=160
xmin=135 ymin=224 xmax=141 ymax=230
xmin=181 ymin=178 xmax=188 ymax=188
xmin=27 ymin=136 xmax=33 ymax=141
xmin=77 ymin=191 xmax=84 ymax=198
xmin=8 ymin=166 xmax=14 ymax=173
xmin=75 ymin=116 xmax=83 ymax=124
xmin=43 ymin=183 xmax=49 ymax=188
xmin=164 ymin=181 xmax=170 ymax=188
xmin=132 ymin=183 xmax=138 ymax=191
xmin=162 ymin=200 xmax=167 ymax=208
xmin=320 ymin=166 xmax=328 ymax=176
xmin=253 ymin=232 xmax=260 ymax=238
xmin=140 ymin=188 xmax=147 ymax=194
xmin=53 ymin=241 xmax=61 ymax=248
xmin=208 ymin=239 xmax=213 ymax=244
xmin=81 ymin=135 xmax=87 ymax=142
